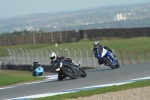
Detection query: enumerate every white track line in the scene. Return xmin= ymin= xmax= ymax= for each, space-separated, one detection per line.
xmin=7 ymin=76 xmax=150 ymax=100
xmin=0 ymin=75 xmax=58 ymax=90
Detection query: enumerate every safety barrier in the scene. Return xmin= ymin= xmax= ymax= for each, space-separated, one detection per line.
xmin=0 ymin=48 xmax=149 ymax=71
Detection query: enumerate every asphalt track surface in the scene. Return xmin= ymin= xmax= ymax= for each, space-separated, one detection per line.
xmin=0 ymin=62 xmax=150 ymax=100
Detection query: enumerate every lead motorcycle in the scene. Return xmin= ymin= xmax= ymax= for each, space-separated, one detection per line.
xmin=97 ymin=47 xmax=120 ymax=69
xmin=51 ymin=58 xmax=87 ymax=81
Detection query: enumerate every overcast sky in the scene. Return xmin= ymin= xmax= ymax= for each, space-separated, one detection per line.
xmin=0 ymin=0 xmax=150 ymax=18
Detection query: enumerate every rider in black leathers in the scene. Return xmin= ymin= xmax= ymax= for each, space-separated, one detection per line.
xmin=49 ymin=52 xmax=79 ymax=81
xmin=93 ymin=41 xmax=116 ymax=65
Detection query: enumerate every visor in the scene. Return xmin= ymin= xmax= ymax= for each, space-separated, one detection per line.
xmin=94 ymin=44 xmax=98 ymax=47
xmin=34 ymin=62 xmax=38 ymax=66
xmin=50 ymin=56 xmax=55 ymax=60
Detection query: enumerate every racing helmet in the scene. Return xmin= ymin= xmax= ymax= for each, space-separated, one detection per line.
xmin=94 ymin=41 xmax=100 ymax=48
xmin=49 ymin=52 xmax=57 ymax=61
xmin=33 ymin=60 xmax=38 ymax=67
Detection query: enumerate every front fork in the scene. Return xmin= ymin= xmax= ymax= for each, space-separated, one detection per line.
xmin=101 ymin=56 xmax=109 ymax=66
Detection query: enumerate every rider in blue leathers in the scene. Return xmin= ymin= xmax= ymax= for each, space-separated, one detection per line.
xmin=32 ymin=60 xmax=44 ymax=76
xmin=97 ymin=46 xmax=116 ymax=65
xmin=93 ymin=41 xmax=116 ymax=65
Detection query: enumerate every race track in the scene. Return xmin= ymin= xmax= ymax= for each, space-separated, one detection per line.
xmin=0 ymin=62 xmax=150 ymax=100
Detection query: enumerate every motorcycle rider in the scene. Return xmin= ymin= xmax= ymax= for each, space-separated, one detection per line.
xmin=49 ymin=52 xmax=79 ymax=81
xmin=97 ymin=46 xmax=117 ymax=66
xmin=31 ymin=60 xmax=44 ymax=76
xmin=32 ymin=60 xmax=39 ymax=70
xmin=93 ymin=40 xmax=116 ymax=65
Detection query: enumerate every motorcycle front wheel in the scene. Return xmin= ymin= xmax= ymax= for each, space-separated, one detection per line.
xmin=105 ymin=58 xmax=115 ymax=69
xmin=63 ymin=66 xmax=77 ymax=79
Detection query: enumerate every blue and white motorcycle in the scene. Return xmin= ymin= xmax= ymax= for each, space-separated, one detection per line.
xmin=97 ymin=47 xmax=120 ymax=69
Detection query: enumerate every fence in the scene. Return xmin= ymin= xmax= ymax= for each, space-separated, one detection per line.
xmin=0 ymin=30 xmax=79 ymax=46
xmin=1 ymin=48 xmax=149 ymax=68
xmin=1 ymin=27 xmax=150 ymax=46
xmin=79 ymin=27 xmax=150 ymax=39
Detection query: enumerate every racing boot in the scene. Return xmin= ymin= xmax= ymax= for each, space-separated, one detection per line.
xmin=72 ymin=61 xmax=80 ymax=67
xmin=74 ymin=63 xmax=80 ymax=68
xmin=113 ymin=54 xmax=116 ymax=58
xmin=72 ymin=61 xmax=82 ymax=70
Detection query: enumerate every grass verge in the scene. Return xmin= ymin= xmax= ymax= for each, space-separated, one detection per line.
xmin=0 ymin=70 xmax=45 ymax=87
xmin=1 ymin=37 xmax=150 ymax=57
xmin=35 ymin=79 xmax=150 ymax=100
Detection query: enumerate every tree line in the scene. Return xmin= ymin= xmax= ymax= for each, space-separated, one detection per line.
xmin=0 ymin=30 xmax=45 ymax=37
xmin=1 ymin=17 xmax=150 ymax=37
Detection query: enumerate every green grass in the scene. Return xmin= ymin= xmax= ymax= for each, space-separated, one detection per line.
xmin=35 ymin=79 xmax=150 ymax=100
xmin=1 ymin=37 xmax=150 ymax=57
xmin=0 ymin=70 xmax=44 ymax=87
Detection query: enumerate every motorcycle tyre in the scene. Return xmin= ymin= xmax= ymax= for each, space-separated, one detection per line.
xmin=80 ymin=69 xmax=87 ymax=77
xmin=32 ymin=71 xmax=36 ymax=76
xmin=115 ymin=61 xmax=120 ymax=68
xmin=38 ymin=72 xmax=44 ymax=76
xmin=105 ymin=58 xmax=115 ymax=69
xmin=63 ymin=66 xmax=77 ymax=79
xmin=58 ymin=72 xmax=67 ymax=81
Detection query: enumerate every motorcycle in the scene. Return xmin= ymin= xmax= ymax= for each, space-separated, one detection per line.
xmin=97 ymin=47 xmax=120 ymax=69
xmin=32 ymin=64 xmax=44 ymax=76
xmin=52 ymin=59 xmax=87 ymax=81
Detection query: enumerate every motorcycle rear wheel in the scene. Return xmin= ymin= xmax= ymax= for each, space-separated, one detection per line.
xmin=115 ymin=61 xmax=120 ymax=68
xmin=80 ymin=68 xmax=87 ymax=77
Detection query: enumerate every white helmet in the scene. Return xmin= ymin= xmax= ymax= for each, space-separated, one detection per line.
xmin=49 ymin=52 xmax=57 ymax=61
xmin=94 ymin=41 xmax=100 ymax=48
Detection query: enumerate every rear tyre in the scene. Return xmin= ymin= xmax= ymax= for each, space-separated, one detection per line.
xmin=115 ymin=61 xmax=120 ymax=68
xmin=80 ymin=68 xmax=87 ymax=77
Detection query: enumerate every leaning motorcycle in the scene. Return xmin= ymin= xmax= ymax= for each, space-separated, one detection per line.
xmin=32 ymin=65 xmax=44 ymax=76
xmin=97 ymin=48 xmax=120 ymax=69
xmin=53 ymin=59 xmax=87 ymax=81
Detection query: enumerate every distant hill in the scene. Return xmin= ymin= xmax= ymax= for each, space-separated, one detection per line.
xmin=0 ymin=3 xmax=150 ymax=34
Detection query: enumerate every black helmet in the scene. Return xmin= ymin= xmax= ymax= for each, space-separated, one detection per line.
xmin=94 ymin=41 xmax=100 ymax=48
xmin=33 ymin=60 xmax=38 ymax=67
